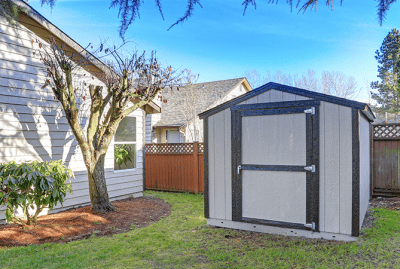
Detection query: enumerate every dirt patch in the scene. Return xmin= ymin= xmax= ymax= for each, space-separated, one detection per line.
xmin=369 ymin=196 xmax=400 ymax=210
xmin=0 ymin=196 xmax=170 ymax=248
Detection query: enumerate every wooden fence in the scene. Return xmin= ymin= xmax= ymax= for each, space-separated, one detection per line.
xmin=144 ymin=143 xmax=204 ymax=193
xmin=372 ymin=124 xmax=400 ymax=196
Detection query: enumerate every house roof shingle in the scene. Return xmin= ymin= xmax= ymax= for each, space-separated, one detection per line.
xmin=154 ymin=78 xmax=248 ymax=127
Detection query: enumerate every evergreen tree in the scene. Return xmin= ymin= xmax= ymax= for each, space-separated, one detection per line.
xmin=371 ymin=29 xmax=400 ymax=113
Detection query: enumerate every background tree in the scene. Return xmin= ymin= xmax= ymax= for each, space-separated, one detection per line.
xmin=40 ymin=38 xmax=180 ymax=212
xmin=371 ymin=28 xmax=400 ymax=113
xmin=245 ymin=69 xmax=361 ymax=99
xmin=2 ymin=0 xmax=396 ymax=39
xmin=174 ymin=69 xmax=202 ymax=142
xmin=321 ymin=71 xmax=358 ymax=98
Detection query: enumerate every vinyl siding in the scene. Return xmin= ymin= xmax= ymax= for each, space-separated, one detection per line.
xmin=0 ymin=15 xmax=144 ymax=221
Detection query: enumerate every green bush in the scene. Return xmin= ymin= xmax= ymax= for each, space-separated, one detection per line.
xmin=0 ymin=160 xmax=73 ymax=225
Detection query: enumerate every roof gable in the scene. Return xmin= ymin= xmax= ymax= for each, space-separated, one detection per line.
xmin=155 ymin=78 xmax=250 ymax=127
xmin=199 ymin=82 xmax=375 ymax=121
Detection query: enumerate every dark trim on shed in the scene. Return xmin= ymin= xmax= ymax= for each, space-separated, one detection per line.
xmin=240 ymin=107 xmax=312 ymax=117
xmin=352 ymin=108 xmax=360 ymax=237
xmin=203 ymin=117 xmax=209 ymax=219
xmin=311 ymin=105 xmax=320 ymax=232
xmin=199 ymin=82 xmax=374 ymax=122
xmin=241 ymin=164 xmax=308 ymax=172
xmin=231 ymin=110 xmax=242 ymax=222
xmin=231 ymin=100 xmax=321 ymax=111
xmin=242 ymin=217 xmax=313 ymax=231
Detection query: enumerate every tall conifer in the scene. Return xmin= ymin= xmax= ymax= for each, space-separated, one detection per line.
xmin=371 ymin=29 xmax=400 ymax=113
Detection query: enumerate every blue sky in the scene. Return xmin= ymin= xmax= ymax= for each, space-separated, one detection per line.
xmin=28 ymin=0 xmax=400 ymax=102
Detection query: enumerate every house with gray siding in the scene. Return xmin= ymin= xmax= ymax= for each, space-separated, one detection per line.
xmin=0 ymin=0 xmax=160 ymax=221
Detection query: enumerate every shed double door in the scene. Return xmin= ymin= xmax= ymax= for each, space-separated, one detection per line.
xmin=231 ymin=100 xmax=320 ymax=231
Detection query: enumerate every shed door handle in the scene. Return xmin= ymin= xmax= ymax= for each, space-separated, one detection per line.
xmin=237 ymin=165 xmax=242 ymax=174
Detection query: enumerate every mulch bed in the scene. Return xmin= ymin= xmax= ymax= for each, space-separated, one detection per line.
xmin=0 ymin=196 xmax=171 ymax=248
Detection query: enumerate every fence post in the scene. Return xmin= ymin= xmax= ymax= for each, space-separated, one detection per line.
xmin=193 ymin=142 xmax=199 ymax=194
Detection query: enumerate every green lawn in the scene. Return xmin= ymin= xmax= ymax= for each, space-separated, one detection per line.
xmin=1 ymin=191 xmax=400 ymax=268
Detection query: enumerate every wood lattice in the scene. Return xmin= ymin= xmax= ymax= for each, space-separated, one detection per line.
xmin=373 ymin=124 xmax=400 ymax=139
xmin=145 ymin=143 xmax=194 ymax=154
xmin=198 ymin=143 xmax=204 ymax=153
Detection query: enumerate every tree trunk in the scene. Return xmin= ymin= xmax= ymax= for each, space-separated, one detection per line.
xmin=88 ymin=154 xmax=116 ymax=212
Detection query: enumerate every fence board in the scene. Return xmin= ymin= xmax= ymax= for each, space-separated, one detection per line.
xmin=145 ymin=143 xmax=204 ymax=193
xmin=372 ymin=124 xmax=400 ymax=195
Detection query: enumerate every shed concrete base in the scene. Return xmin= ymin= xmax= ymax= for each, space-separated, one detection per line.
xmin=207 ymin=218 xmax=357 ymax=242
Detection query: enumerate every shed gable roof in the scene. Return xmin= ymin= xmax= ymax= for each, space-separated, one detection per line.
xmin=154 ymin=78 xmax=251 ymax=127
xmin=199 ymin=82 xmax=375 ymax=121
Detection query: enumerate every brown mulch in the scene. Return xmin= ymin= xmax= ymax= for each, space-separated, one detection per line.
xmin=0 ymin=196 xmax=171 ymax=248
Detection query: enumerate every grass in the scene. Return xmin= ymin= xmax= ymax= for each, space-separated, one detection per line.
xmin=1 ymin=191 xmax=400 ymax=268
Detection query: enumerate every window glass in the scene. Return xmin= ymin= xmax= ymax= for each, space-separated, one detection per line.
xmin=114 ymin=116 xmax=136 ymax=170
xmin=115 ymin=117 xmax=136 ymax=142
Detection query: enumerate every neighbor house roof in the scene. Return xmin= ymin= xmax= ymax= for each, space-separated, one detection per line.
xmin=12 ymin=0 xmax=160 ymax=114
xmin=154 ymin=77 xmax=251 ymax=128
xmin=199 ymin=82 xmax=375 ymax=121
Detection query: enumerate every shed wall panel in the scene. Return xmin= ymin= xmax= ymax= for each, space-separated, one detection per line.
xmin=208 ymin=116 xmax=215 ymax=219
xmin=339 ymin=106 xmax=352 ymax=235
xmin=224 ymin=109 xmax=232 ymax=220
xmin=319 ymin=101 xmax=353 ymax=234
xmin=323 ymin=102 xmax=340 ymax=233
xmin=359 ymin=114 xmax=370 ymax=228
xmin=241 ymin=89 xmax=309 ymax=105
xmin=282 ymin=92 xmax=297 ymax=101
xmin=242 ymin=171 xmax=306 ymax=223
xmin=213 ymin=111 xmax=226 ymax=219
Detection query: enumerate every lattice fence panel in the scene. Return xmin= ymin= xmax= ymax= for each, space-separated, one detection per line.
xmin=145 ymin=143 xmax=203 ymax=154
xmin=373 ymin=124 xmax=400 ymax=139
xmin=198 ymin=143 xmax=204 ymax=153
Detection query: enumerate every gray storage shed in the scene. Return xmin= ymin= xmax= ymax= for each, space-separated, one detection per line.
xmin=199 ymin=82 xmax=375 ymax=241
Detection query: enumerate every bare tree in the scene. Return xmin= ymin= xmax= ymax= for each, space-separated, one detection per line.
xmin=244 ymin=69 xmax=268 ymax=89
xmin=244 ymin=69 xmax=361 ymax=99
xmin=40 ymin=38 xmax=181 ymax=211
xmin=293 ymin=69 xmax=319 ymax=92
xmin=321 ymin=71 xmax=360 ymax=99
xmin=173 ymin=69 xmax=201 ymax=142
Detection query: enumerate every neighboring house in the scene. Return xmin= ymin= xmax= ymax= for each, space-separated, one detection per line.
xmin=0 ymin=1 xmax=160 ymax=221
xmin=145 ymin=78 xmax=252 ymax=143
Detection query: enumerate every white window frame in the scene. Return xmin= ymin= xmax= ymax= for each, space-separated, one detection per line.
xmin=114 ymin=115 xmax=137 ymax=173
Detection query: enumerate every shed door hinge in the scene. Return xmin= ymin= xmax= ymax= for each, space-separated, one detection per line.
xmin=304 ymin=107 xmax=315 ymax=115
xmin=304 ymin=222 xmax=316 ymax=230
xmin=237 ymin=165 xmax=242 ymax=175
xmin=304 ymin=165 xmax=315 ymax=173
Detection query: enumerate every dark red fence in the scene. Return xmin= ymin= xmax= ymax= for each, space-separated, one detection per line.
xmin=145 ymin=143 xmax=204 ymax=194
xmin=372 ymin=124 xmax=400 ymax=196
